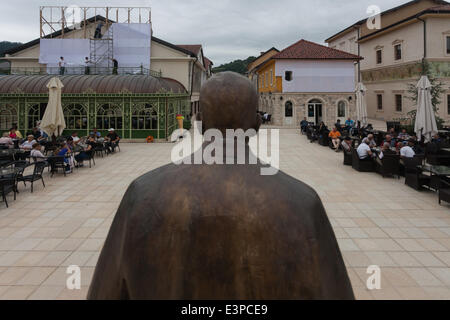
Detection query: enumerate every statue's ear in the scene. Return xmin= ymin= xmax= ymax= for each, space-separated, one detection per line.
xmin=254 ymin=113 xmax=262 ymax=132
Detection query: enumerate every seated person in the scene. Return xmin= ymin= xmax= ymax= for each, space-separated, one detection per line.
xmin=30 ymin=143 xmax=46 ymax=162
xmin=9 ymin=128 xmax=17 ymax=139
xmin=341 ymin=136 xmax=352 ymax=153
xmin=367 ymin=134 xmax=377 ymax=148
xmin=383 ymin=134 xmax=396 ymax=148
xmin=300 ymin=117 xmax=308 ymax=134
xmin=75 ymin=136 xmax=95 ymax=167
xmin=12 ymin=125 xmax=23 ymax=139
xmin=20 ymin=135 xmax=37 ymax=150
xmin=356 ymin=138 xmax=374 ymax=161
xmin=105 ymin=128 xmax=120 ymax=153
xmin=57 ymin=143 xmax=73 ymax=173
xmin=377 ymin=142 xmax=396 ymax=161
xmin=71 ymin=132 xmax=81 ymax=145
xmin=335 ymin=119 xmax=342 ymax=132
xmin=90 ymin=128 xmax=102 ymax=139
xmin=431 ymin=134 xmax=442 ymax=144
xmin=397 ymin=129 xmax=410 ymax=141
xmin=31 ymin=127 xmax=41 ymax=140
xmin=328 ymin=127 xmax=341 ymax=152
xmin=400 ymin=139 xmax=416 ymax=159
xmin=345 ymin=118 xmax=354 ymax=132
xmin=0 ymin=132 xmax=14 ymax=148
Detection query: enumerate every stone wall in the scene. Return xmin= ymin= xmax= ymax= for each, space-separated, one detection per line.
xmin=259 ymin=92 xmax=357 ymax=128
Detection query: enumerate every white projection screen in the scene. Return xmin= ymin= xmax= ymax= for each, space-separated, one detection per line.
xmin=39 ymin=39 xmax=91 ymax=65
xmin=111 ymin=23 xmax=151 ymax=69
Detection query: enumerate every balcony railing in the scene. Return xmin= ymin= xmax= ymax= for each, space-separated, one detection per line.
xmin=0 ymin=66 xmax=162 ymax=77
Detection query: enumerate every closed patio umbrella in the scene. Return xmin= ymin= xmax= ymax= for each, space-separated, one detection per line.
xmin=355 ymin=82 xmax=368 ymax=127
xmin=414 ymin=75 xmax=437 ymax=143
xmin=41 ymin=77 xmax=66 ymax=137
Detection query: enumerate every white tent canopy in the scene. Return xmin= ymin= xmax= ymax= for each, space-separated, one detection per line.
xmin=414 ymin=75 xmax=437 ymax=143
xmin=41 ymin=77 xmax=66 ymax=137
xmin=355 ymin=82 xmax=368 ymax=126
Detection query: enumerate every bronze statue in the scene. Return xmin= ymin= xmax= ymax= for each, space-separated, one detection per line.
xmin=88 ymin=72 xmax=354 ymax=300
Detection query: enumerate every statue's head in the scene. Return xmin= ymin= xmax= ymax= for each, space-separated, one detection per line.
xmin=198 ymin=72 xmax=261 ymax=134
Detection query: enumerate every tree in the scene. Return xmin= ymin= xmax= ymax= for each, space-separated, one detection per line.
xmin=405 ymin=60 xmax=446 ymax=129
xmin=212 ymin=56 xmax=257 ymax=75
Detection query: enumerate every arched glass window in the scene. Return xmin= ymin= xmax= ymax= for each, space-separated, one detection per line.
xmin=27 ymin=103 xmax=47 ymax=131
xmin=337 ymin=101 xmax=347 ymax=118
xmin=0 ymin=104 xmax=18 ymax=131
xmin=132 ymin=104 xmax=158 ymax=130
xmin=285 ymin=101 xmax=293 ymax=117
xmin=96 ymin=104 xmax=123 ymax=130
xmin=64 ymin=104 xmax=88 ymax=130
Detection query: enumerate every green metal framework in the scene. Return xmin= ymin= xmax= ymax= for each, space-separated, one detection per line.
xmin=0 ymin=92 xmax=190 ymax=140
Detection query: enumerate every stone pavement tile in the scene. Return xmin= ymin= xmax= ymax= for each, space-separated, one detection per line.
xmin=0 ymin=286 xmax=36 ymax=299
xmin=332 ymin=227 xmax=347 ymax=239
xmin=78 ymin=239 xmax=104 ymax=251
xmin=422 ymin=286 xmax=450 ymax=300
xmin=365 ymin=252 xmax=397 ymax=267
xmin=343 ymin=228 xmax=369 ymax=239
xmin=353 ymin=287 xmax=373 ymax=300
xmin=361 ymin=227 xmax=389 ymax=238
xmin=416 ymin=239 xmax=448 ymax=252
xmin=433 ymin=252 xmax=450 ymax=266
xmin=387 ymin=252 xmax=423 ymax=267
xmin=383 ymin=228 xmax=409 ymax=239
xmin=69 ymin=227 xmax=96 ymax=239
xmin=28 ymin=285 xmax=65 ymax=300
xmin=403 ymin=268 xmax=444 ymax=287
xmin=381 ymin=268 xmax=419 ymax=287
xmin=342 ymin=252 xmax=371 ymax=268
xmin=56 ymin=287 xmax=88 ymax=300
xmin=55 ymin=238 xmax=84 ymax=251
xmin=337 ymin=239 xmax=360 ymax=251
xmin=395 ymin=239 xmax=427 ymax=252
xmin=12 ymin=238 xmax=44 ymax=251
xmin=354 ymin=239 xmax=402 ymax=251
xmin=13 ymin=251 xmax=48 ymax=267
xmin=371 ymin=287 xmax=403 ymax=300
xmin=335 ymin=218 xmax=358 ymax=228
xmin=0 ymin=267 xmax=31 ymax=285
xmin=0 ymin=251 xmax=27 ymax=267
xmin=428 ymin=268 xmax=450 ymax=286
xmin=395 ymin=286 xmax=431 ymax=300
xmin=62 ymin=251 xmax=95 ymax=267
xmin=409 ymin=252 xmax=446 ymax=267
xmin=85 ymin=252 xmax=100 ymax=267
xmin=401 ymin=227 xmax=429 ymax=239
xmin=353 ymin=218 xmax=377 ymax=228
xmin=34 ymin=238 xmax=65 ymax=251
xmin=16 ymin=267 xmax=56 ymax=286
xmin=38 ymin=251 xmax=72 ymax=267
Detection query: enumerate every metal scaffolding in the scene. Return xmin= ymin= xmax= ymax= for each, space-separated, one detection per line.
xmin=39 ymin=6 xmax=152 ymax=39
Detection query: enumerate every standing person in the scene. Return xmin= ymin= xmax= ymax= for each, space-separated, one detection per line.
xmin=105 ymin=128 xmax=120 ymax=153
xmin=84 ymin=57 xmax=91 ymax=75
xmin=329 ymin=127 xmax=342 ymax=152
xmin=94 ymin=22 xmax=103 ymax=39
xmin=111 ymin=58 xmax=119 ymax=75
xmin=300 ymin=117 xmax=308 ymax=135
xmin=59 ymin=57 xmax=66 ymax=75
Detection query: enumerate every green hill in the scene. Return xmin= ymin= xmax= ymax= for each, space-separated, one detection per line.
xmin=212 ymin=56 xmax=257 ymax=74
xmin=0 ymin=41 xmax=22 ymax=57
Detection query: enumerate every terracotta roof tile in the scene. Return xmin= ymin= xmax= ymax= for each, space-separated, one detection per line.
xmin=272 ymin=39 xmax=362 ymax=60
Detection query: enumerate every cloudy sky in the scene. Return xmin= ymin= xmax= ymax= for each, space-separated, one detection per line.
xmin=0 ymin=0 xmax=409 ymax=65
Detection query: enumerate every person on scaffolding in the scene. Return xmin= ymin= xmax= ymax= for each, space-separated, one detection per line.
xmin=84 ymin=57 xmax=92 ymax=75
xmin=94 ymin=22 xmax=103 ymax=39
xmin=110 ymin=58 xmax=119 ymax=75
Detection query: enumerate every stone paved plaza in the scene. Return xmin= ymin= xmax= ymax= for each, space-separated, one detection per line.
xmin=0 ymin=128 xmax=449 ymax=300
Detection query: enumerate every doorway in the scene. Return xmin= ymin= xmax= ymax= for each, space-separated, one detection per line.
xmin=307 ymin=99 xmax=323 ymax=125
xmin=284 ymin=101 xmax=293 ymax=126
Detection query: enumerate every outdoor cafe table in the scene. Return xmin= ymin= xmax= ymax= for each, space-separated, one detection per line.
xmin=421 ymin=164 xmax=450 ymax=177
xmin=0 ymin=167 xmax=19 ymax=178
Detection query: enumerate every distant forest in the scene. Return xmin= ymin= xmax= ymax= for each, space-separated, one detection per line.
xmin=212 ymin=56 xmax=257 ymax=74
xmin=0 ymin=41 xmax=22 ymax=57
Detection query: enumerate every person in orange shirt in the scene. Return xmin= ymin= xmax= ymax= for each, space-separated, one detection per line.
xmin=329 ymin=127 xmax=341 ymax=152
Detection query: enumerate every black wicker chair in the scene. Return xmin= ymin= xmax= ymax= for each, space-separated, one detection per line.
xmin=0 ymin=177 xmax=16 ymax=208
xmin=404 ymin=157 xmax=430 ymax=191
xmin=438 ymin=179 xmax=450 ymax=205
xmin=352 ymin=149 xmax=374 ymax=172
xmin=18 ymin=161 xmax=46 ymax=193
xmin=375 ymin=154 xmax=400 ymax=178
xmin=48 ymin=156 xmax=68 ymax=177
xmin=343 ymin=150 xmax=352 ymax=166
